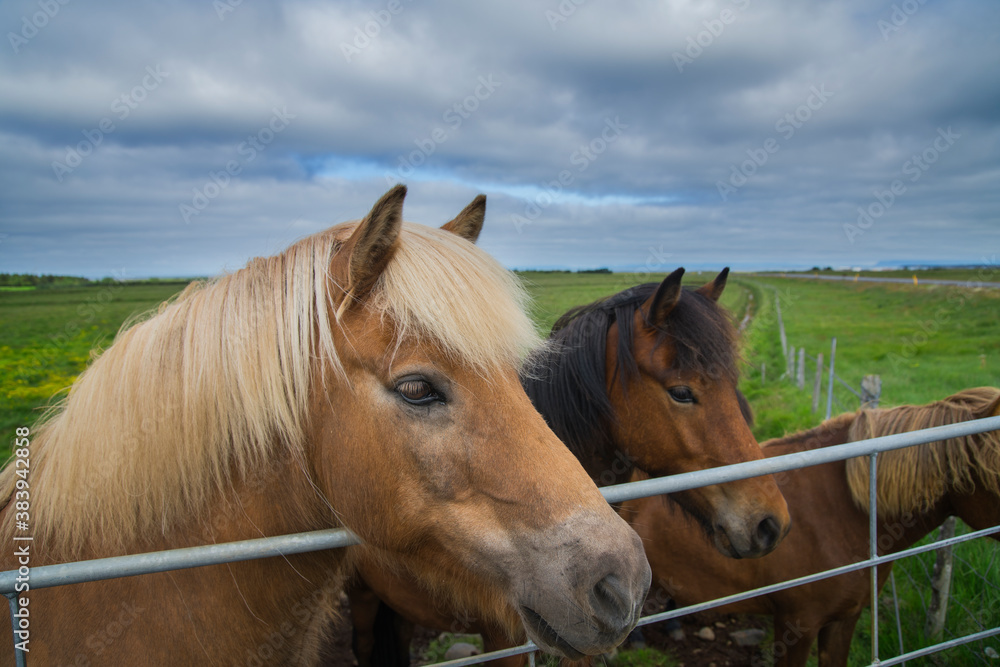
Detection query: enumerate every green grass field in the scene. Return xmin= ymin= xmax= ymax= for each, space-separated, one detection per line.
xmin=0 ymin=282 xmax=192 ymax=440
xmin=731 ymin=276 xmax=999 ymax=666
xmin=1 ymin=271 xmax=997 ymax=665
xmin=774 ymin=266 xmax=1000 ymax=284
xmin=738 ymin=276 xmax=1000 ymax=440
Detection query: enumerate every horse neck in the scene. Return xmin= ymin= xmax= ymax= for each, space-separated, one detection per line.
xmin=761 ymin=413 xmax=855 ymax=455
xmin=0 ymin=445 xmax=347 ymax=664
xmin=871 ymin=499 xmax=952 ymax=559
xmin=942 ymin=479 xmax=1000 ymax=537
xmin=172 ymin=449 xmax=349 ymax=657
xmin=761 ymin=415 xmax=948 ymax=556
xmin=193 ymin=447 xmax=333 ymax=548
xmin=873 ymin=471 xmax=1000 ymax=560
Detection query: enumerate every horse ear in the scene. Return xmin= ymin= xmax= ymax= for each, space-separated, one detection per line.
xmin=696 ymin=267 xmax=730 ymax=302
xmin=645 ymin=267 xmax=685 ymax=328
xmin=441 ymin=194 xmax=486 ymax=243
xmin=331 ymin=185 xmax=406 ymax=305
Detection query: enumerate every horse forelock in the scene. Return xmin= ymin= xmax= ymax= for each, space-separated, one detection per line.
xmin=525 ymin=281 xmax=742 ymax=471
xmin=643 ymin=287 xmax=741 ymax=386
xmin=372 ymin=223 xmax=541 ymax=375
xmin=844 ymin=387 xmax=1000 ymax=518
xmin=0 ymin=220 xmax=539 ymax=557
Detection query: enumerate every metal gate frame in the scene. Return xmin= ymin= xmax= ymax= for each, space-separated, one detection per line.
xmin=4 ymin=415 xmax=1000 ymax=666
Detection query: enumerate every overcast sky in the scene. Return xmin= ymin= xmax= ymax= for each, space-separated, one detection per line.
xmin=1 ymin=0 xmax=998 ymax=278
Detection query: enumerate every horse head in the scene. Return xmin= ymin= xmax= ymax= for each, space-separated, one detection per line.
xmin=529 ymin=268 xmax=790 ymax=559
xmin=308 ymin=186 xmax=651 ymax=658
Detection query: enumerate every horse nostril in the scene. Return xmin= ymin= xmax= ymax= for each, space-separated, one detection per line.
xmin=755 ymin=516 xmax=781 ymax=552
xmin=589 ymin=573 xmax=630 ymax=631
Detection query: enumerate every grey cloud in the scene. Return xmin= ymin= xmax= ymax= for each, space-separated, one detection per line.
xmin=1 ymin=0 xmax=998 ymax=278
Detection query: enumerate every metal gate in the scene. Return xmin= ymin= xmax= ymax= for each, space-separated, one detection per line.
xmin=4 ymin=415 xmax=999 ymax=666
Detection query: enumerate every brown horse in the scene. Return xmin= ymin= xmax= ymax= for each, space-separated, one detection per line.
xmin=348 ymin=270 xmax=792 ymax=665
xmin=625 ymin=387 xmax=1000 ymax=667
xmin=0 ymin=186 xmax=651 ymax=665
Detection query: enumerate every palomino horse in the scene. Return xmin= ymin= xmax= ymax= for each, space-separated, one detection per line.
xmin=626 ymin=387 xmax=1000 ymax=667
xmin=0 ymin=186 xmax=651 ymax=665
xmin=348 ymin=270 xmax=792 ymax=665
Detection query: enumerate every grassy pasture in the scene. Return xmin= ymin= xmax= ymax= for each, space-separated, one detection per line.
xmin=738 ymin=276 xmax=1000 ymax=441
xmin=0 ymin=282 xmax=192 ymax=441
xmin=733 ymin=276 xmax=999 ymax=666
xmin=1 ymin=270 xmax=997 ymax=665
xmin=777 ymin=266 xmax=1000 ymax=284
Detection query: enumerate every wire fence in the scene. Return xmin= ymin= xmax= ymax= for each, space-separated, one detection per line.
xmin=768 ymin=286 xmax=876 ymax=419
xmin=3 ymin=415 xmax=999 ymax=666
xmin=743 ymin=284 xmax=998 ymax=665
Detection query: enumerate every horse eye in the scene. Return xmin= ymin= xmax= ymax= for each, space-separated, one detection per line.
xmin=396 ymin=379 xmax=441 ymax=406
xmin=668 ymin=386 xmax=695 ymax=403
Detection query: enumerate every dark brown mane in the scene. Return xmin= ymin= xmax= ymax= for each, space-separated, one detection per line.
xmin=523 ymin=282 xmax=740 ymax=472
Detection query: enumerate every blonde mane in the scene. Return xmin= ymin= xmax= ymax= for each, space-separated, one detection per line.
xmin=845 ymin=387 xmax=1000 ymax=517
xmin=0 ymin=221 xmax=540 ymax=557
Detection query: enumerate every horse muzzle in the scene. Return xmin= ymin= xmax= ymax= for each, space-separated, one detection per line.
xmin=713 ymin=509 xmax=791 ymax=558
xmin=509 ymin=510 xmax=651 ymax=657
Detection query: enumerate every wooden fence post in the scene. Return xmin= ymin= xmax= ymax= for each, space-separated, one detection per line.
xmin=825 ymin=337 xmax=837 ymax=420
xmin=787 ymin=345 xmax=796 ymax=379
xmin=925 ymin=517 xmax=957 ymax=640
xmin=797 ymin=348 xmax=806 ymax=390
xmin=812 ymin=353 xmax=823 ymax=413
xmin=861 ymin=375 xmax=882 ymax=409
xmin=775 ymin=290 xmax=788 ymax=370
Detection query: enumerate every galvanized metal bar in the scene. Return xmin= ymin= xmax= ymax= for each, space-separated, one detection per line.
xmin=0 ymin=416 xmax=996 ymax=595
xmin=836 ymin=373 xmax=863 ymax=399
xmin=431 ymin=640 xmax=537 ymax=667
xmin=3 ymin=594 xmax=25 ymax=667
xmin=434 ymin=620 xmax=1000 ymax=667
xmin=601 ymin=415 xmax=1000 ymax=504
xmin=0 ymin=527 xmax=359 ymax=593
xmin=870 ymin=451 xmax=880 ymax=664
xmin=634 ymin=525 xmax=999 ymax=627
xmin=872 ymin=626 xmax=1000 ymax=667
xmin=0 ymin=416 xmax=997 ymax=667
